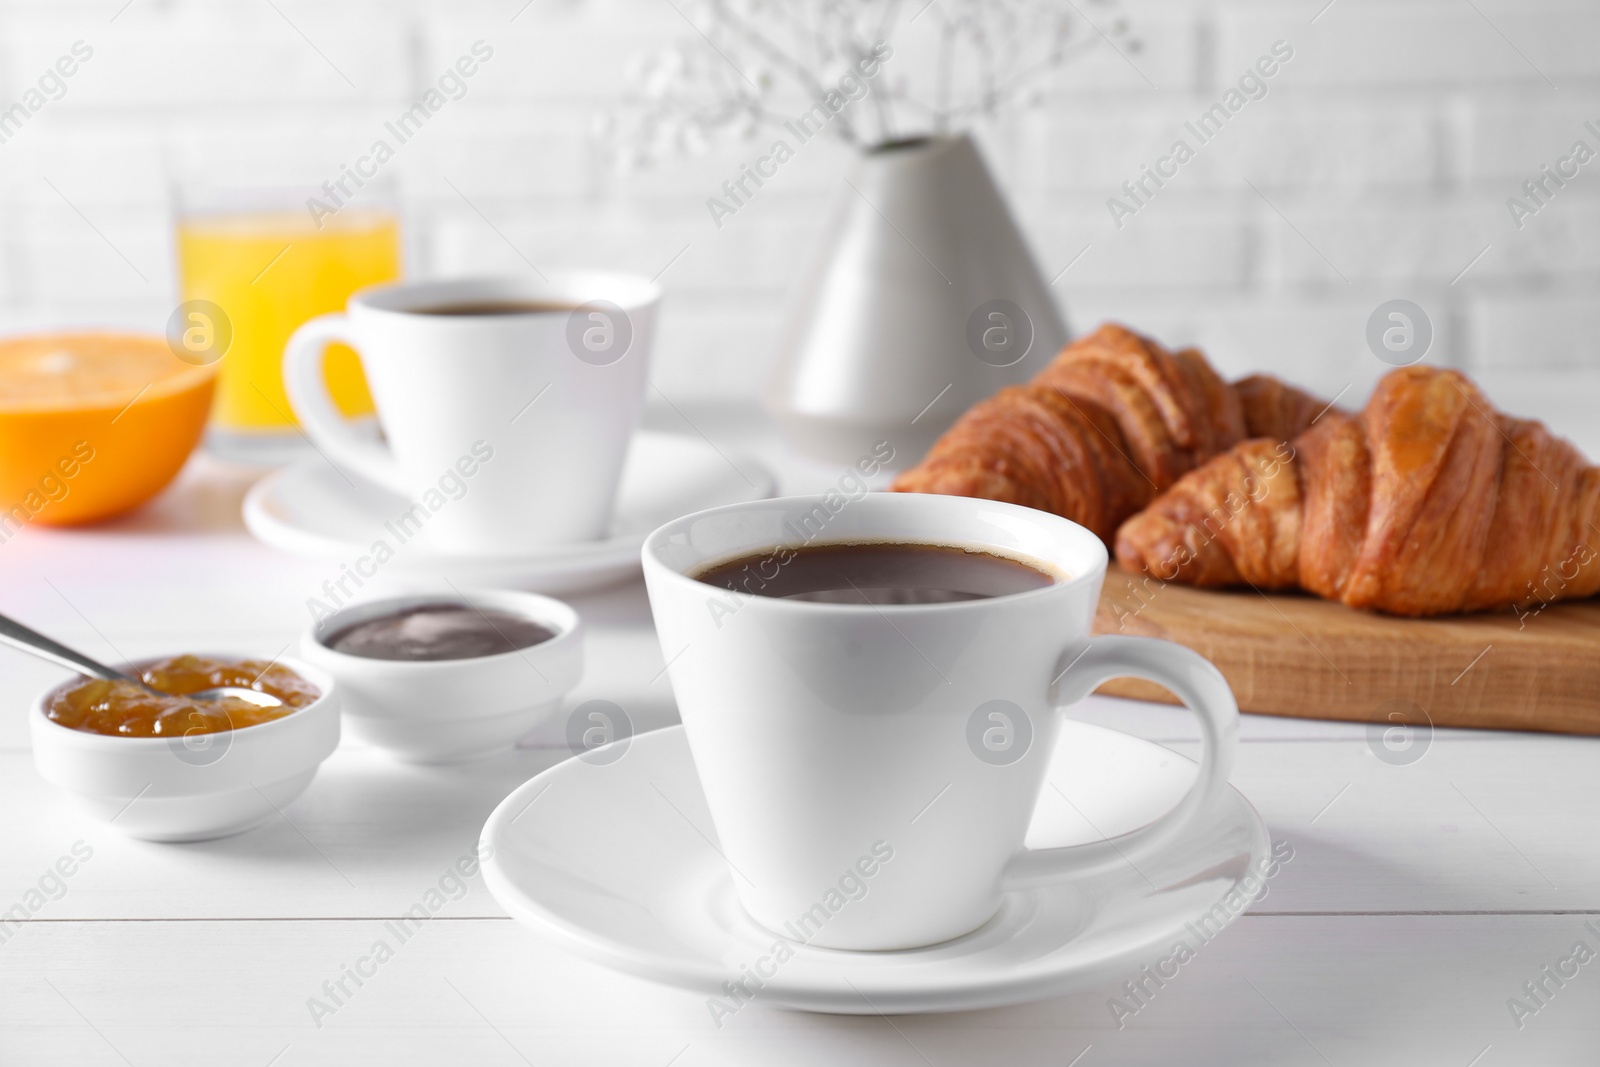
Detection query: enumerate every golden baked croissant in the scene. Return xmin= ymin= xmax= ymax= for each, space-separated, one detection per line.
xmin=887 ymin=380 xmax=1150 ymax=541
xmin=892 ymin=324 xmax=1252 ymax=541
xmin=1115 ymin=365 xmax=1600 ymax=616
xmin=1234 ymin=374 xmax=1332 ymax=442
xmin=1030 ymin=324 xmax=1246 ymax=488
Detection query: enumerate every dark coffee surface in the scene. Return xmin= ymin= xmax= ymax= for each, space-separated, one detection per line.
xmin=325 ymin=604 xmax=557 ymax=660
xmin=411 ymin=300 xmax=581 ymax=316
xmin=693 ymin=541 xmax=1058 ymax=605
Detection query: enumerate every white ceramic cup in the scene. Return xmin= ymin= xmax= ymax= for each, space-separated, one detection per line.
xmin=284 ymin=272 xmax=659 ymax=553
xmin=642 ymin=492 xmax=1239 ymax=951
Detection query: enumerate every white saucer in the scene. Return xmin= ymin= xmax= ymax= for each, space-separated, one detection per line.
xmin=242 ymin=431 xmax=775 ymax=593
xmin=481 ymin=722 xmax=1271 ymax=1015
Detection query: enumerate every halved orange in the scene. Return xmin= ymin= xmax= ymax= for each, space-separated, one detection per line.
xmin=0 ymin=333 xmax=216 ymax=527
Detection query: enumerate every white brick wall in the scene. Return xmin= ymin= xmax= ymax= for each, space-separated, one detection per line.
xmin=0 ymin=0 xmax=1595 ymax=403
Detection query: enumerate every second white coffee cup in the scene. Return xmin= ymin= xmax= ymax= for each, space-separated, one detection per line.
xmin=643 ymin=492 xmax=1240 ymax=951
xmin=284 ymin=272 xmax=658 ymax=553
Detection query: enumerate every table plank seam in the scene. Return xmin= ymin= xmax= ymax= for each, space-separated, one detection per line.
xmin=7 ymin=910 xmax=1597 ymax=924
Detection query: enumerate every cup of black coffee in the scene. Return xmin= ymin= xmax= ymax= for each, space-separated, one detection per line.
xmin=284 ymin=274 xmax=659 ymax=552
xmin=693 ymin=539 xmax=1060 ymax=604
xmin=641 ymin=491 xmax=1239 ymax=951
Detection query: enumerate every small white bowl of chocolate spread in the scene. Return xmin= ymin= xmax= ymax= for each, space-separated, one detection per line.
xmin=300 ymin=589 xmax=582 ymax=763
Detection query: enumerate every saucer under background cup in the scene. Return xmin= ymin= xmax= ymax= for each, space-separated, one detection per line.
xmin=243 ymin=432 xmax=775 ymax=593
xmin=480 ymin=722 xmax=1270 ymax=1015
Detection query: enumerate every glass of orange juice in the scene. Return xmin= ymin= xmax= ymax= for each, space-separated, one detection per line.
xmin=174 ymin=186 xmax=403 ymax=462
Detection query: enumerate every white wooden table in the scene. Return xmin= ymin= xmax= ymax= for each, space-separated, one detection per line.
xmin=2 ymin=385 xmax=1597 ymax=1066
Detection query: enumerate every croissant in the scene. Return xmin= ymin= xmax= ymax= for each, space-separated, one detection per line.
xmin=1115 ymin=366 xmax=1600 ymax=616
xmin=1029 ymin=324 xmax=1246 ymax=487
xmin=1234 ymin=373 xmax=1333 ymax=442
xmin=893 ymin=324 xmax=1253 ymax=541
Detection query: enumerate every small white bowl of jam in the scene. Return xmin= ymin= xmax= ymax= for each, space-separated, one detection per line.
xmin=31 ymin=654 xmax=340 ymax=842
xmin=299 ymin=588 xmax=582 ymax=764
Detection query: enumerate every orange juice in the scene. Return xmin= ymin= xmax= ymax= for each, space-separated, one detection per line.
xmin=176 ymin=208 xmax=400 ymax=432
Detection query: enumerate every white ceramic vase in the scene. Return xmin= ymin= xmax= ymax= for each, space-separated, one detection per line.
xmin=762 ymin=133 xmax=1067 ymax=467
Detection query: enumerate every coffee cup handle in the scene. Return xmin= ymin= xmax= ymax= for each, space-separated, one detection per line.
xmin=283 ymin=313 xmax=408 ymax=494
xmin=1003 ymin=635 xmax=1239 ymax=889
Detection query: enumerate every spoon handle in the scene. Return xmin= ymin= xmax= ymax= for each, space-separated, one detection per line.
xmin=0 ymin=611 xmax=142 ymax=685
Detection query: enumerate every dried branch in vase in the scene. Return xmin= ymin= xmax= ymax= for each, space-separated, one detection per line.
xmin=596 ymin=0 xmax=1139 ymax=170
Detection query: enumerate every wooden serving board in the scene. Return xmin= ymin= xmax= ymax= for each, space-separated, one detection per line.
xmin=1092 ymin=566 xmax=1600 ymax=735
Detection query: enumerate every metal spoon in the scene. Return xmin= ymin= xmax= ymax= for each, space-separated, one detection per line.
xmin=0 ymin=612 xmax=283 ymax=708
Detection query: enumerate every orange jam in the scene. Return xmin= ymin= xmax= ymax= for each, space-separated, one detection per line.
xmin=45 ymin=655 xmax=319 ymax=738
